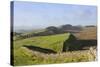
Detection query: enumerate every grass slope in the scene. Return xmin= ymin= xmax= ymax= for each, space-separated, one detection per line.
xmin=13 ymin=33 xmax=96 ymax=66
xmin=13 ymin=33 xmax=69 ymax=65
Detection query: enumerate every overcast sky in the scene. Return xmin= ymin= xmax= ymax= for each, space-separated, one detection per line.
xmin=13 ymin=1 xmax=97 ymax=29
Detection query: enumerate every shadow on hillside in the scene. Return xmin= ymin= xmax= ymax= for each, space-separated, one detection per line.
xmin=62 ymin=34 xmax=97 ymax=52
xmin=23 ymin=45 xmax=57 ymax=54
xmin=77 ymin=40 xmax=97 ymax=47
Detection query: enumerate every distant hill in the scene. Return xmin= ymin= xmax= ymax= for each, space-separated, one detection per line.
xmin=15 ymin=25 xmax=96 ymax=41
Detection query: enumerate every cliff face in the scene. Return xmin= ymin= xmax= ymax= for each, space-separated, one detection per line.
xmin=62 ymin=34 xmax=77 ymax=51
xmin=62 ymin=28 xmax=97 ymax=52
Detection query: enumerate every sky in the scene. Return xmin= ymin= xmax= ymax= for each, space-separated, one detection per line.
xmin=13 ymin=1 xmax=97 ymax=30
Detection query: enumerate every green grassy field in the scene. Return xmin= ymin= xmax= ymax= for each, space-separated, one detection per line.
xmin=13 ymin=33 xmax=96 ymax=66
